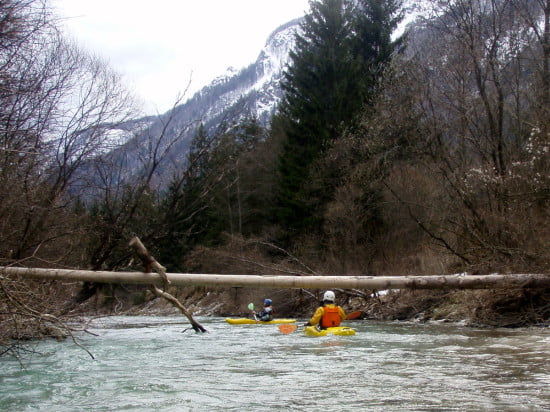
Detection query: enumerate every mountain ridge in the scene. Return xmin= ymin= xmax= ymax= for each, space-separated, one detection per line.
xmin=98 ymin=4 xmax=425 ymax=189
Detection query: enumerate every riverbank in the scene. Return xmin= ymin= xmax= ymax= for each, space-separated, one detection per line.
xmin=5 ymin=283 xmax=548 ymax=346
xmin=110 ymin=286 xmax=550 ymax=328
xmin=10 ymin=286 xmax=550 ymax=335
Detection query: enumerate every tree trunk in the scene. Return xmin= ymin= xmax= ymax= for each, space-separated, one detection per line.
xmin=2 ymin=266 xmax=549 ymax=290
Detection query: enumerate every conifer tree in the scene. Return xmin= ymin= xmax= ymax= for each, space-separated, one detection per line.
xmin=352 ymin=0 xmax=405 ymax=101
xmin=157 ymin=124 xmax=218 ymax=271
xmin=274 ymin=0 xmax=404 ymax=237
xmin=275 ymin=0 xmax=354 ymax=233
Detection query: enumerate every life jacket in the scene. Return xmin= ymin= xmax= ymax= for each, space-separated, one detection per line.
xmin=257 ymin=305 xmax=274 ymax=321
xmin=321 ymin=305 xmax=341 ymax=328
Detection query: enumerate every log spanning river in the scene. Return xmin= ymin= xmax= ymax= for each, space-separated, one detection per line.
xmin=1 ymin=316 xmax=549 ymax=411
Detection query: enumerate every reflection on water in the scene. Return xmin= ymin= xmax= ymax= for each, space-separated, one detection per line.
xmin=1 ymin=317 xmax=548 ymax=411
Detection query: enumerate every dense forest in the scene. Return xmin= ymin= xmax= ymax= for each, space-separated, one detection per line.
xmin=1 ymin=0 xmax=549 ymax=355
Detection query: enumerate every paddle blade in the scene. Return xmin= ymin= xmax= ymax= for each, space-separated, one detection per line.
xmin=278 ymin=324 xmax=298 ymax=334
xmin=346 ymin=311 xmax=363 ymax=320
xmin=248 ymin=303 xmax=254 ymax=311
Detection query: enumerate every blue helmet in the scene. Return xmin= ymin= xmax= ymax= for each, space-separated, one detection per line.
xmin=264 ymin=298 xmax=272 ymax=306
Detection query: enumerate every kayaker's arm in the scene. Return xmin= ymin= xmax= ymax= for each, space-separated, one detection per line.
xmin=338 ymin=307 xmax=347 ymax=321
xmin=305 ymin=306 xmax=324 ymax=326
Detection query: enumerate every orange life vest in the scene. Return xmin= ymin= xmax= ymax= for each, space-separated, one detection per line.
xmin=321 ymin=305 xmax=341 ymax=328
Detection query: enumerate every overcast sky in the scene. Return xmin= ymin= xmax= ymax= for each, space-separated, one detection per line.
xmin=52 ymin=0 xmax=310 ymax=115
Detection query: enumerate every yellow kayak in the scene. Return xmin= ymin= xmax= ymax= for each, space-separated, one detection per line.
xmin=225 ymin=318 xmax=296 ymax=325
xmin=303 ymin=326 xmax=356 ymax=337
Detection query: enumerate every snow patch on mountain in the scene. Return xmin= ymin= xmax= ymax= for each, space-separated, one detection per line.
xmin=102 ymin=5 xmax=432 ymax=185
xmin=194 ymin=18 xmax=302 ymax=124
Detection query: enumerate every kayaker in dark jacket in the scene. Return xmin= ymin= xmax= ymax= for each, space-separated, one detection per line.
xmin=255 ymin=299 xmax=274 ymax=321
xmin=305 ymin=290 xmax=346 ymax=329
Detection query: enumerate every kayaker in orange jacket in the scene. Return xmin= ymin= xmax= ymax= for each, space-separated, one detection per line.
xmin=305 ymin=290 xmax=347 ymax=329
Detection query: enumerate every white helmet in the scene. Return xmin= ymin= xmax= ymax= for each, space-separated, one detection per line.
xmin=323 ymin=290 xmax=335 ymax=302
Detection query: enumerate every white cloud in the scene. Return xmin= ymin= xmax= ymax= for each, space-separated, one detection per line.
xmin=53 ymin=0 xmax=309 ymax=115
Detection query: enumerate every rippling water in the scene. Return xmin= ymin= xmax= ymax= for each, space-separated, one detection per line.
xmin=1 ymin=317 xmax=549 ymax=411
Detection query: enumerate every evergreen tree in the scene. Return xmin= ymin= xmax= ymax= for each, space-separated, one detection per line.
xmin=274 ymin=0 xmax=404 ymax=238
xmin=351 ymin=0 xmax=405 ymax=102
xmin=157 ymin=117 xmax=269 ymax=270
xmin=207 ymin=115 xmax=268 ymax=237
xmin=157 ymin=124 xmax=220 ymax=271
xmin=275 ymin=0 xmax=356 ymax=234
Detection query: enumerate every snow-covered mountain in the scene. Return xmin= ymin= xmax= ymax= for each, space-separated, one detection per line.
xmin=96 ymin=18 xmax=301 ymax=188
xmin=98 ymin=4 xmax=429 ymax=189
xmin=197 ymin=18 xmax=300 ymax=125
xmin=173 ymin=19 xmax=298 ymax=126
xmin=109 ymin=0 xmax=429 ymax=158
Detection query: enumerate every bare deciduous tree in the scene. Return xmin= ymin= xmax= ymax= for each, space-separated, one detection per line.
xmin=0 ymin=0 xmax=138 ymax=357
xmin=378 ymin=0 xmax=550 ymax=271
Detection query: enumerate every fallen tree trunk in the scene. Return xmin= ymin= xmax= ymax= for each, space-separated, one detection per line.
xmin=2 ymin=267 xmax=549 ymax=290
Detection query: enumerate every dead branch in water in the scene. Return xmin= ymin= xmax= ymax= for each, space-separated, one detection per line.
xmin=128 ymin=237 xmax=207 ymax=333
xmin=128 ymin=237 xmax=170 ymax=289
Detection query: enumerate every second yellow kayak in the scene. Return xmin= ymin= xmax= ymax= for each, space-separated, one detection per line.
xmin=225 ymin=318 xmax=296 ymax=325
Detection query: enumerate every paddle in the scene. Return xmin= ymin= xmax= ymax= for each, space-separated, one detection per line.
xmin=248 ymin=302 xmax=258 ymax=320
xmin=346 ymin=310 xmax=363 ymax=320
xmin=278 ymin=324 xmax=299 ymax=334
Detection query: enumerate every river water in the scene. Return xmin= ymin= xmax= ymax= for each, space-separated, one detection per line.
xmin=1 ymin=316 xmax=549 ymax=411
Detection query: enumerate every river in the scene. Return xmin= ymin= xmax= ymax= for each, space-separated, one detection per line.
xmin=1 ymin=316 xmax=549 ymax=411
